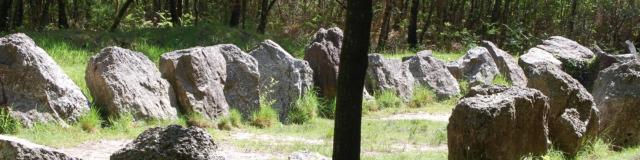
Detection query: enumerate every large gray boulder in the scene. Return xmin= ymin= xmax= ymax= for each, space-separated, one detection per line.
xmin=458 ymin=47 xmax=501 ymax=86
xmin=536 ymin=36 xmax=596 ymax=89
xmin=519 ymin=48 xmax=563 ymax=68
xmin=0 ymin=135 xmax=80 ymax=160
xmin=160 ymin=46 xmax=229 ymax=120
xmin=593 ymin=45 xmax=637 ymax=71
xmin=110 ymin=125 xmax=222 ymax=160
xmin=304 ymin=27 xmax=342 ymax=100
xmin=365 ymin=54 xmax=414 ymax=101
xmin=404 ymin=53 xmax=460 ymax=99
xmin=218 ymin=45 xmax=260 ymax=119
xmin=481 ymin=41 xmax=527 ymax=86
xmin=250 ymin=40 xmax=313 ymax=121
xmin=448 ymin=87 xmax=551 ymax=160
xmin=592 ymin=59 xmax=640 ymax=147
xmin=519 ymin=60 xmax=599 ymax=156
xmin=0 ymin=33 xmax=88 ymax=127
xmin=86 ymin=47 xmax=178 ymax=120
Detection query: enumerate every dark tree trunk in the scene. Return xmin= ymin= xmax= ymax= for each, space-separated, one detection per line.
xmin=376 ymin=0 xmax=393 ymax=51
xmin=176 ymin=0 xmax=183 ymax=17
xmin=241 ymin=0 xmax=247 ymax=28
xmin=39 ymin=0 xmax=52 ymax=30
xmin=229 ymin=0 xmax=241 ymax=27
xmin=257 ymin=0 xmax=276 ymax=34
xmin=194 ymin=0 xmax=199 ymax=25
xmin=332 ymin=0 xmax=372 ymax=159
xmin=13 ymin=0 xmax=23 ymax=28
xmin=57 ymin=0 xmax=69 ymax=29
xmin=109 ymin=0 xmax=134 ymax=32
xmin=169 ymin=0 xmax=181 ymax=26
xmin=0 ymin=0 xmax=12 ymax=31
xmin=568 ymin=0 xmax=578 ymax=37
xmin=419 ymin=0 xmax=435 ymax=43
xmin=407 ymin=0 xmax=419 ymax=49
xmin=490 ymin=0 xmax=502 ymax=24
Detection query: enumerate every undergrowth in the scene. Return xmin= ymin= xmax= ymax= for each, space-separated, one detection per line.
xmin=288 ymin=89 xmax=319 ymax=124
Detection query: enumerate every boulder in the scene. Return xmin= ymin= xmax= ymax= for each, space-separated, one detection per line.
xmin=458 ymin=47 xmax=501 ymax=86
xmin=404 ymin=53 xmax=460 ymax=99
xmin=536 ymin=36 xmax=596 ymax=89
xmin=448 ymin=87 xmax=551 ymax=160
xmin=160 ymin=46 xmax=229 ymax=120
xmin=519 ymin=61 xmax=599 ymax=156
xmin=218 ymin=45 xmax=261 ymax=119
xmin=626 ymin=40 xmax=637 ymax=55
xmin=481 ymin=41 xmax=527 ymax=86
xmin=86 ymin=47 xmax=178 ymax=120
xmin=519 ymin=48 xmax=563 ymax=68
xmin=593 ymin=45 xmax=637 ymax=71
xmin=250 ymin=40 xmax=314 ymax=121
xmin=0 ymin=135 xmax=80 ymax=160
xmin=463 ymin=84 xmax=509 ymax=98
xmin=0 ymin=33 xmax=88 ymax=127
xmin=304 ymin=27 xmax=342 ymax=100
xmin=365 ymin=54 xmax=414 ymax=101
xmin=592 ymin=60 xmax=640 ymax=147
xmin=445 ymin=60 xmax=464 ymax=80
xmin=110 ymin=125 xmax=222 ymax=160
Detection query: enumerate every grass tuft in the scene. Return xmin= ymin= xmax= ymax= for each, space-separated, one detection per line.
xmin=107 ymin=113 xmax=134 ymax=132
xmin=492 ymin=74 xmax=512 ymax=87
xmin=76 ymin=106 xmax=103 ymax=133
xmin=288 ymin=90 xmax=319 ymax=124
xmin=250 ymin=96 xmax=279 ymax=128
xmin=318 ymin=99 xmax=336 ymax=119
xmin=186 ymin=112 xmax=215 ymax=129
xmin=0 ymin=109 xmax=20 ymax=134
xmin=408 ymin=85 xmax=437 ymax=108
xmin=229 ymin=109 xmax=244 ymax=128
xmin=458 ymin=79 xmax=470 ymax=96
xmin=375 ymin=90 xmax=403 ymax=109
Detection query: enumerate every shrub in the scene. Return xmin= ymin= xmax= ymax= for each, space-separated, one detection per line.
xmin=77 ymin=106 xmax=103 ymax=133
xmin=492 ymin=74 xmax=512 ymax=87
xmin=0 ymin=109 xmax=20 ymax=134
xmin=318 ymin=99 xmax=336 ymax=119
xmin=186 ymin=112 xmax=215 ymax=129
xmin=375 ymin=90 xmax=403 ymax=109
xmin=408 ymin=85 xmax=437 ymax=108
xmin=250 ymin=96 xmax=279 ymax=128
xmin=459 ymin=79 xmax=470 ymax=96
xmin=287 ymin=90 xmax=319 ymax=124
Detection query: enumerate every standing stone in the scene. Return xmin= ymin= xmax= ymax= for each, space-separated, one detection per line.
xmin=218 ymin=44 xmax=260 ymax=119
xmin=592 ymin=60 xmax=640 ymax=147
xmin=110 ymin=125 xmax=222 ymax=160
xmin=0 ymin=33 xmax=88 ymax=127
xmin=448 ymin=87 xmax=551 ymax=160
xmin=459 ymin=47 xmax=501 ymax=86
xmin=445 ymin=59 xmax=464 ymax=80
xmin=250 ymin=40 xmax=313 ymax=121
xmin=481 ymin=41 xmax=527 ymax=86
xmin=626 ymin=40 xmax=637 ymax=55
xmin=536 ymin=36 xmax=596 ymax=89
xmin=365 ymin=54 xmax=414 ymax=101
xmin=304 ymin=27 xmax=342 ymax=100
xmin=0 ymin=135 xmax=80 ymax=160
xmin=86 ymin=47 xmax=177 ymax=120
xmin=519 ymin=60 xmax=599 ymax=156
xmin=404 ymin=53 xmax=460 ymax=99
xmin=160 ymin=46 xmax=229 ymax=120
xmin=519 ymin=48 xmax=563 ymax=68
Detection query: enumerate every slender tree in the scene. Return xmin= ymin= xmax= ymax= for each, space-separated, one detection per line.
xmin=57 ymin=0 xmax=69 ymax=29
xmin=169 ymin=0 xmax=181 ymax=26
xmin=229 ymin=0 xmax=241 ymax=27
xmin=109 ymin=0 xmax=134 ymax=32
xmin=376 ymin=0 xmax=393 ymax=51
xmin=332 ymin=0 xmax=373 ymax=159
xmin=0 ymin=0 xmax=12 ymax=31
xmin=257 ymin=0 xmax=276 ymax=34
xmin=13 ymin=0 xmax=23 ymax=28
xmin=407 ymin=0 xmax=419 ymax=49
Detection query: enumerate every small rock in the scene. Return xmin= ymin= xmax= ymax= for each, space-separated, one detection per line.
xmin=110 ymin=125 xmax=223 ymax=160
xmin=0 ymin=135 xmax=80 ymax=160
xmin=448 ymin=86 xmax=551 ymax=160
xmin=365 ymin=54 xmax=414 ymax=101
xmin=0 ymin=33 xmax=89 ymax=127
xmin=86 ymin=47 xmax=178 ymax=120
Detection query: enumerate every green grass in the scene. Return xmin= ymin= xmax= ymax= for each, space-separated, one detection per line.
xmin=287 ymin=90 xmax=320 ymax=124
xmin=77 ymin=106 xmax=103 ymax=133
xmin=408 ymin=85 xmax=437 ymax=108
xmin=0 ymin=109 xmax=21 ymax=134
xmin=381 ymin=49 xmax=465 ymax=62
xmin=492 ymin=74 xmax=512 ymax=87
xmin=374 ymin=90 xmax=404 ymax=109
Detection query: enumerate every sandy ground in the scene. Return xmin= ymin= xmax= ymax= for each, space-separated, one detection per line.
xmin=378 ymin=112 xmax=451 ymax=122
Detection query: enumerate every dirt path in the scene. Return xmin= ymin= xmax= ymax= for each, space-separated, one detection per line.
xmin=57 ymin=139 xmax=131 ymax=160
xmin=377 ymin=112 xmax=451 ymax=122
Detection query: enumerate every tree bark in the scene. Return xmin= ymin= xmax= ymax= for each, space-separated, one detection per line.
xmin=169 ymin=0 xmax=181 ymax=26
xmin=229 ymin=0 xmax=241 ymax=27
xmin=568 ymin=0 xmax=578 ymax=37
xmin=333 ymin=0 xmax=372 ymax=159
xmin=194 ymin=0 xmax=199 ymax=25
xmin=109 ymin=0 xmax=134 ymax=32
xmin=57 ymin=0 xmax=69 ymax=29
xmin=0 ymin=0 xmax=12 ymax=31
xmin=39 ymin=0 xmax=52 ymax=30
xmin=12 ymin=0 xmax=23 ymax=28
xmin=407 ymin=0 xmax=419 ymax=49
xmin=419 ymin=0 xmax=435 ymax=43
xmin=376 ymin=0 xmax=393 ymax=51
xmin=257 ymin=0 xmax=276 ymax=34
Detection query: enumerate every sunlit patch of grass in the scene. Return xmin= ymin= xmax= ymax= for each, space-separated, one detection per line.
xmin=362 ymin=151 xmax=447 ymax=160
xmin=288 ymin=90 xmax=319 ymax=124
xmin=375 ymin=90 xmax=404 ymax=109
xmin=0 ymin=109 xmax=21 ymax=134
xmin=77 ymin=106 xmax=103 ymax=133
xmin=408 ymin=85 xmax=437 ymax=108
xmin=185 ymin=112 xmax=215 ymax=129
xmin=492 ymin=74 xmax=512 ymax=87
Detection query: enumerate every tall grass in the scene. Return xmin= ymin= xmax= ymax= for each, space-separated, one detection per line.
xmin=492 ymin=74 xmax=512 ymax=87
xmin=186 ymin=112 xmax=215 ymax=129
xmin=250 ymin=95 xmax=279 ymax=128
xmin=408 ymin=85 xmax=437 ymax=108
xmin=77 ymin=106 xmax=103 ymax=133
xmin=107 ymin=112 xmax=134 ymax=132
xmin=374 ymin=90 xmax=403 ymax=109
xmin=288 ymin=90 xmax=319 ymax=124
xmin=0 ymin=109 xmax=21 ymax=134
xmin=318 ymin=99 xmax=336 ymax=119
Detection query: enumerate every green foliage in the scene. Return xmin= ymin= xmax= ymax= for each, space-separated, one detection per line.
xmin=362 ymin=99 xmax=379 ymax=114
xmin=492 ymin=74 xmax=512 ymax=87
xmin=375 ymin=90 xmax=403 ymax=109
xmin=186 ymin=112 xmax=215 ymax=129
xmin=217 ymin=109 xmax=244 ymax=130
xmin=459 ymin=79 xmax=470 ymax=96
xmin=318 ymin=99 xmax=336 ymax=119
xmin=0 ymin=109 xmax=20 ymax=134
xmin=408 ymin=85 xmax=437 ymax=108
xmin=288 ymin=90 xmax=319 ymax=124
xmin=77 ymin=106 xmax=103 ymax=133
xmin=251 ymin=95 xmax=279 ymax=128
xmin=107 ymin=112 xmax=134 ymax=132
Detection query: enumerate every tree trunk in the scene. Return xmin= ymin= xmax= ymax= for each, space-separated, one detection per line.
xmin=13 ymin=0 xmax=23 ymax=28
xmin=257 ymin=0 xmax=276 ymax=34
xmin=57 ymin=0 xmax=69 ymax=29
xmin=169 ymin=0 xmax=181 ymax=26
xmin=490 ymin=0 xmax=501 ymax=24
xmin=241 ymin=0 xmax=247 ymax=28
xmin=229 ymin=0 xmax=241 ymax=27
xmin=419 ymin=0 xmax=435 ymax=43
xmin=376 ymin=0 xmax=393 ymax=51
xmin=0 ymin=0 xmax=12 ymax=31
xmin=194 ymin=0 xmax=199 ymax=25
xmin=109 ymin=0 xmax=134 ymax=32
xmin=332 ymin=0 xmax=372 ymax=159
xmin=176 ymin=0 xmax=183 ymax=17
xmin=407 ymin=0 xmax=419 ymax=49
xmin=39 ymin=0 xmax=52 ymax=30
xmin=568 ymin=0 xmax=578 ymax=37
